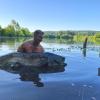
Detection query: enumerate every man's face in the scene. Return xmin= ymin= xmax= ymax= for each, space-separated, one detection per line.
xmin=34 ymin=33 xmax=44 ymax=42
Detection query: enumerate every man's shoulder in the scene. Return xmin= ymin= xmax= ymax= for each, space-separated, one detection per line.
xmin=38 ymin=44 xmax=44 ymax=49
xmin=22 ymin=40 xmax=33 ymax=45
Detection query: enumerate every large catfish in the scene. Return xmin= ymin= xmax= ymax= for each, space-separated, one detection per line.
xmin=0 ymin=52 xmax=66 ymax=73
xmin=0 ymin=52 xmax=66 ymax=87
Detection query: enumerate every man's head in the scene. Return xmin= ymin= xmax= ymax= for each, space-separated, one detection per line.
xmin=33 ymin=30 xmax=44 ymax=42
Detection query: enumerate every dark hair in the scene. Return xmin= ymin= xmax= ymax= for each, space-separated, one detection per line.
xmin=33 ymin=30 xmax=44 ymax=36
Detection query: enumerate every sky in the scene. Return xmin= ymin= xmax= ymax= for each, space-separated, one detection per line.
xmin=0 ymin=0 xmax=100 ymax=31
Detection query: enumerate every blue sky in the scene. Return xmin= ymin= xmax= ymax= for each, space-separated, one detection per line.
xmin=0 ymin=0 xmax=100 ymax=31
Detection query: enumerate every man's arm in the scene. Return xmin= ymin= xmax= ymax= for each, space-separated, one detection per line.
xmin=17 ymin=44 xmax=24 ymax=52
xmin=39 ymin=45 xmax=44 ymax=52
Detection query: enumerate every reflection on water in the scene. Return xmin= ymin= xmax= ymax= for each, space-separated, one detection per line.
xmin=82 ymin=48 xmax=87 ymax=57
xmin=43 ymin=38 xmax=74 ymax=44
xmin=0 ymin=37 xmax=100 ymax=99
xmin=98 ymin=68 xmax=100 ymax=76
xmin=0 ymin=50 xmax=66 ymax=87
xmin=0 ymin=37 xmax=100 ymax=56
xmin=19 ymin=71 xmax=44 ymax=87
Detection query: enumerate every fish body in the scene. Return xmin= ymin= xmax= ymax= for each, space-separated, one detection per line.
xmin=0 ymin=52 xmax=66 ymax=74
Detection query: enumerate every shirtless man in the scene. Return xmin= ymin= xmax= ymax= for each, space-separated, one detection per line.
xmin=17 ymin=30 xmax=44 ymax=53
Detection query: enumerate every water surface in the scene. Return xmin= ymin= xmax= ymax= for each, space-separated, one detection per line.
xmin=0 ymin=38 xmax=100 ymax=100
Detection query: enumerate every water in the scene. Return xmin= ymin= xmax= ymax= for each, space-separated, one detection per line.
xmin=0 ymin=37 xmax=100 ymax=100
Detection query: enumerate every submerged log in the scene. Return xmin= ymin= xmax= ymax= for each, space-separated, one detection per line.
xmin=98 ymin=68 xmax=100 ymax=76
xmin=83 ymin=36 xmax=88 ymax=49
xmin=82 ymin=37 xmax=88 ymax=57
xmin=0 ymin=52 xmax=66 ymax=74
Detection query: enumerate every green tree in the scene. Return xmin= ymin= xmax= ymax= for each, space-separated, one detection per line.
xmin=11 ymin=20 xmax=21 ymax=31
xmin=5 ymin=25 xmax=16 ymax=36
xmin=95 ymin=32 xmax=100 ymax=38
xmin=0 ymin=25 xmax=2 ymax=36
xmin=20 ymin=28 xmax=31 ymax=36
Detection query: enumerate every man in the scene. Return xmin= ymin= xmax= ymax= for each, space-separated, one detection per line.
xmin=17 ymin=30 xmax=44 ymax=53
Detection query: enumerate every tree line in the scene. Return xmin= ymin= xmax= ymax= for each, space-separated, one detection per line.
xmin=0 ymin=20 xmax=100 ymax=41
xmin=0 ymin=20 xmax=75 ymax=38
xmin=0 ymin=20 xmax=32 ymax=37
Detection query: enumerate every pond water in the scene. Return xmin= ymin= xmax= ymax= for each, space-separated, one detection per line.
xmin=0 ymin=37 xmax=100 ymax=100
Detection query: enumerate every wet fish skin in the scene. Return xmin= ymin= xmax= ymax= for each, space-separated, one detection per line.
xmin=0 ymin=52 xmax=66 ymax=74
